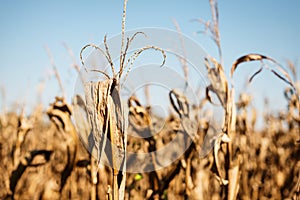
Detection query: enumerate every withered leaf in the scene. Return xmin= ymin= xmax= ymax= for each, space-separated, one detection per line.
xmin=230 ymin=54 xmax=268 ymax=77
xmin=205 ymin=57 xmax=228 ymax=108
xmin=230 ymin=53 xmax=296 ymax=91
xmin=169 ymin=89 xmax=198 ymax=142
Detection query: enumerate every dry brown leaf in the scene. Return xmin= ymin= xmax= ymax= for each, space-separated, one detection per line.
xmin=213 ymin=133 xmax=229 ymax=186
xmin=228 ymin=162 xmax=240 ymax=200
xmin=230 ymin=54 xmax=268 ymax=77
xmin=205 ymin=57 xmax=228 ymax=108
xmin=230 ymin=54 xmax=296 ymax=91
xmin=169 ymin=89 xmax=198 ymax=142
xmin=46 ymin=97 xmax=78 ymax=192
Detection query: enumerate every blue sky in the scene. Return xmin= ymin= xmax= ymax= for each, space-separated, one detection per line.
xmin=0 ymin=0 xmax=300 ymax=115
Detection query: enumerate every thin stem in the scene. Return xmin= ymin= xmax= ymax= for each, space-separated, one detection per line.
xmin=120 ymin=0 xmax=128 ymax=74
xmin=113 ymin=170 xmax=119 ymax=200
xmin=45 ymin=46 xmax=66 ymax=99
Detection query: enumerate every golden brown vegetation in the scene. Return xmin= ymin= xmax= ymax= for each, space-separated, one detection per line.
xmin=1 ymin=0 xmax=300 ymax=200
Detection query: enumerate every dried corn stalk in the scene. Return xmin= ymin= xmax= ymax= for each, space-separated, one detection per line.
xmin=230 ymin=54 xmax=300 ymax=136
xmin=47 ymin=96 xmax=78 ymax=192
xmin=230 ymin=53 xmax=300 ymax=200
xmin=204 ymin=54 xmax=241 ymax=200
xmin=78 ymin=1 xmax=166 ymax=199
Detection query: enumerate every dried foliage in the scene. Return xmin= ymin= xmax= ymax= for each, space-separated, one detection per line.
xmin=0 ymin=0 xmax=299 ymax=200
xmin=77 ymin=0 xmax=166 ymax=199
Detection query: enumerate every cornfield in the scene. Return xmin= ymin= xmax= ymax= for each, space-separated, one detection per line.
xmin=1 ymin=0 xmax=299 ymax=199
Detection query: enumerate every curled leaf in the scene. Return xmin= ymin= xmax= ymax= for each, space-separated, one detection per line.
xmin=230 ymin=54 xmax=269 ymax=77
xmin=231 ymin=53 xmax=297 ymax=93
xmin=169 ymin=89 xmax=189 ymax=117
xmin=249 ymin=66 xmax=263 ymax=83
xmin=205 ymin=56 xmax=228 ymax=108
xmin=169 ymin=89 xmax=198 ymax=142
xmin=128 ymin=96 xmax=151 ymax=130
xmin=271 ymin=69 xmax=294 ymax=89
xmin=206 ymin=84 xmax=225 ymax=107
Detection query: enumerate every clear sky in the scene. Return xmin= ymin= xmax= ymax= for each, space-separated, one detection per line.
xmin=0 ymin=0 xmax=300 ymax=115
